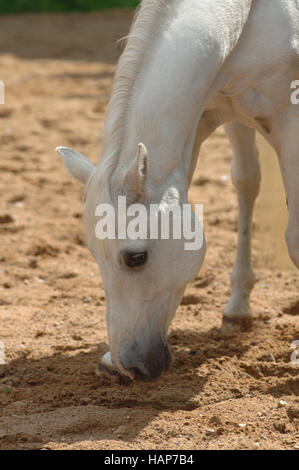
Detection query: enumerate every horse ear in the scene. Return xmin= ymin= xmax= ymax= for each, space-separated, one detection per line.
xmin=56 ymin=146 xmax=95 ymax=185
xmin=124 ymin=143 xmax=148 ymax=197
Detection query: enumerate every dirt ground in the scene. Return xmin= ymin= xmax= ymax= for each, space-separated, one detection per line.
xmin=0 ymin=11 xmax=298 ymax=450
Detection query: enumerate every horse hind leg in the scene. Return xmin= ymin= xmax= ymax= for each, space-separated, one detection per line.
xmin=221 ymin=122 xmax=261 ymax=336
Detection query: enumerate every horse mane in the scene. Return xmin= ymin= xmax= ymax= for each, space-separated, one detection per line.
xmin=83 ymin=0 xmax=168 ymax=243
xmin=102 ymin=0 xmax=168 ymax=159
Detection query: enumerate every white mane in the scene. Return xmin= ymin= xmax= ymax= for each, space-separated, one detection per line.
xmin=84 ymin=0 xmax=169 ymax=239
xmin=102 ymin=0 xmax=168 ymax=158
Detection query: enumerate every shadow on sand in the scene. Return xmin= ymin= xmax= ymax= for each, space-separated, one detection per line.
xmin=0 ymin=327 xmax=252 ymax=449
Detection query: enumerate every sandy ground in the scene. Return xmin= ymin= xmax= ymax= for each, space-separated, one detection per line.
xmin=0 ymin=11 xmax=298 ymax=450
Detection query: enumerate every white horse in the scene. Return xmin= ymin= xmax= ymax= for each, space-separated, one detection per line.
xmin=57 ymin=0 xmax=299 ymax=381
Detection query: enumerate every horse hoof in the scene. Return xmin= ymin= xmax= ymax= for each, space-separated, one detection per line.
xmin=96 ymin=351 xmax=118 ymax=376
xmin=221 ymin=315 xmax=253 ymax=336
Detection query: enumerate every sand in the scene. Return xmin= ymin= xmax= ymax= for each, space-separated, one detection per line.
xmin=0 ymin=11 xmax=298 ymax=450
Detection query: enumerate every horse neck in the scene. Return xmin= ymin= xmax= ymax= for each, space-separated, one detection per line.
xmin=114 ymin=0 xmax=253 ymax=195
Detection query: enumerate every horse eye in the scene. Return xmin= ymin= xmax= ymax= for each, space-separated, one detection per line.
xmin=123 ymin=251 xmax=148 ymax=268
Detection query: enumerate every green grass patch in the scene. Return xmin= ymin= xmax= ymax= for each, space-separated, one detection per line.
xmin=0 ymin=0 xmax=140 ymax=14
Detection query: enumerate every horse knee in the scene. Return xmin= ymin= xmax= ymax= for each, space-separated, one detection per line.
xmin=231 ymin=154 xmax=261 ymax=202
xmin=286 ymin=227 xmax=299 ymax=268
xmin=230 ymin=266 xmax=256 ymax=293
xmin=233 ymin=174 xmax=260 ymax=202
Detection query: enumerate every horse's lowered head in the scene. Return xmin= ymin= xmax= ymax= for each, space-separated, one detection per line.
xmin=57 ymin=143 xmax=206 ymax=381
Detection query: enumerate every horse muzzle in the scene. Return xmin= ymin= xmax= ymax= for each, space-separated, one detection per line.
xmin=99 ymin=339 xmax=172 ymax=381
xmin=122 ymin=340 xmax=172 ymax=381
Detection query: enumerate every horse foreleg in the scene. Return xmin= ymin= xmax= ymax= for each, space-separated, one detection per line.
xmin=277 ymin=108 xmax=299 ymax=270
xmin=221 ymin=122 xmax=261 ymax=335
